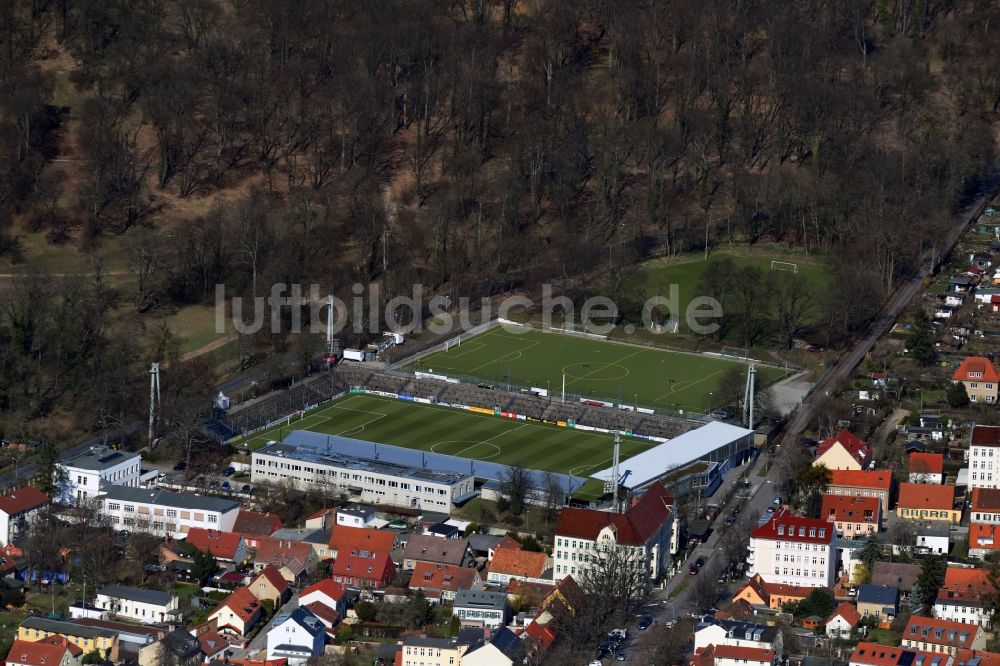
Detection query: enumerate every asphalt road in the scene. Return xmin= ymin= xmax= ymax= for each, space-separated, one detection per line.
xmin=781 ymin=173 xmax=1000 ymax=447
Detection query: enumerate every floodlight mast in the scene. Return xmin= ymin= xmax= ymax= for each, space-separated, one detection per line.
xmin=148 ymin=362 xmax=160 ymax=445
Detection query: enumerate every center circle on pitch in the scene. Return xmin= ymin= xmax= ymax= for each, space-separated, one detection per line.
xmin=562 ymin=362 xmax=630 ymax=381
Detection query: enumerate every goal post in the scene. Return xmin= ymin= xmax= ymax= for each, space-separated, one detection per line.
xmin=720 ymin=346 xmax=750 ymax=361
xmin=770 ymin=260 xmax=798 ymax=273
xmin=444 ymin=336 xmax=461 ymax=351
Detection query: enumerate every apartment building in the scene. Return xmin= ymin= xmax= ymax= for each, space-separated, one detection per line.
xmin=94 ymin=585 xmax=179 ymax=625
xmin=902 ymin=616 xmax=986 ymax=656
xmin=970 ymin=426 xmax=1000 ymax=490
xmin=826 ymin=469 xmax=893 ymax=513
xmin=99 ymin=487 xmax=240 ymax=537
xmin=56 ymin=447 xmax=141 ymax=506
xmin=821 ymin=494 xmax=881 ymax=539
xmin=952 ymin=357 xmax=1000 ymax=405
xmin=813 ymin=431 xmax=871 ymax=471
xmin=0 ymin=487 xmax=48 ymax=547
xmin=748 ymin=508 xmax=836 ymax=588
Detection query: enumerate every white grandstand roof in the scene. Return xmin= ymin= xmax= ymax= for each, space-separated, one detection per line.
xmin=591 ymin=420 xmax=754 ymax=489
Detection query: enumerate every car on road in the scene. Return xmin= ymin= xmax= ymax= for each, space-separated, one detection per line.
xmin=223 ymin=466 xmax=236 ymax=476
xmin=639 ymin=616 xmax=653 ymax=630
xmin=710 ymin=409 xmax=730 ymax=420
xmin=221 ymin=481 xmax=230 ymax=489
xmin=616 ymin=651 xmax=627 ymax=661
xmin=172 ymin=462 xmax=186 ymax=471
xmin=773 ymin=496 xmax=781 ymax=506
xmin=588 ymin=661 xmax=602 ymax=666
xmin=241 ymin=484 xmax=252 ymax=493
xmin=689 ymin=557 xmax=705 ymax=575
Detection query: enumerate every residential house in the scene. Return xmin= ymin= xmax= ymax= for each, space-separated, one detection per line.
xmin=185 ymin=528 xmax=248 ymax=564
xmin=709 ymin=645 xmax=777 ymax=666
xmin=330 ymin=550 xmax=394 ymax=590
xmin=94 ymin=585 xmax=179 ymax=625
xmin=732 ymin=575 xmax=813 ymax=610
xmin=487 ymin=549 xmax=549 ymax=585
xmin=453 ymin=589 xmax=510 ymax=629
xmin=17 ymin=618 xmax=117 ymax=662
xmin=968 ymin=524 xmax=1000 ymax=558
xmin=856 ymin=585 xmax=900 ymax=624
xmin=55 ymin=446 xmax=141 ymax=506
xmin=335 ymin=505 xmax=378 ymax=528
xmin=424 ymin=523 xmax=461 ymax=539
xmin=462 ymin=627 xmax=524 ymax=666
xmin=0 ymin=488 xmax=48 ymax=548
xmin=197 ymin=631 xmax=229 ymax=663
xmin=903 ymin=616 xmax=986 ymax=656
xmin=821 ymin=494 xmax=881 ymax=538
xmin=250 ymin=537 xmax=315 ymax=584
xmin=850 ymin=643 xmax=915 ymax=666
xmin=969 ymin=488 xmax=1000 ymax=524
xmin=969 ymin=425 xmax=1000 ymax=490
xmin=299 ymin=579 xmax=349 ymax=617
xmin=468 ymin=534 xmax=505 ymax=562
xmin=399 ymin=636 xmax=475 ymax=666
xmin=693 ymin=620 xmax=783 ymax=658
xmin=957 ymin=651 xmax=1000 ymax=666
xmin=304 ymin=508 xmax=335 ymax=531
xmin=952 ymin=357 xmax=1000 ymax=405
xmin=265 ymin=607 xmax=325 ymax=666
xmin=872 ymin=562 xmax=921 ymax=593
xmin=826 ymin=470 xmax=893 ymax=513
xmin=328 ymin=525 xmax=396 ymax=560
xmin=826 ymin=602 xmax=861 ymax=639
xmin=5 ymin=636 xmax=82 ymax=666
xmin=302 ymin=603 xmax=339 ymax=639
xmin=813 ymin=432 xmax=870 ymax=471
xmin=402 ymin=534 xmax=475 ymax=570
xmin=232 ymin=509 xmax=283 ymax=537
xmin=748 ymin=508 xmax=836 ymax=588
xmin=910 ymin=453 xmax=946 ymax=484
xmin=99 ymin=487 xmax=240 ymax=536
xmin=553 ymin=482 xmax=675 ymax=582
xmin=916 ymin=525 xmax=951 ymax=555
xmin=935 ymin=569 xmax=991 ymax=628
xmin=897 ymin=484 xmax=959 ymax=524
xmin=247 ymin=565 xmax=290 ymax=606
xmin=206 ymin=587 xmax=262 ymax=638
xmin=409 ymin=562 xmax=482 ymax=602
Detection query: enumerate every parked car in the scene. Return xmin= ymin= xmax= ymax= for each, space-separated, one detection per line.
xmin=221 ymin=481 xmax=230 ymax=489
xmin=172 ymin=462 xmax=186 ymax=471
xmin=773 ymin=496 xmax=781 ymax=506
xmin=639 ymin=616 xmax=653 ymax=630
xmin=223 ymin=466 xmax=236 ymax=476
xmin=616 ymin=652 xmax=627 ymax=661
xmin=241 ymin=484 xmax=252 ymax=494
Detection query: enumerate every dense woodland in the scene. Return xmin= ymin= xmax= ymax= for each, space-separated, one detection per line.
xmin=0 ymin=0 xmax=999 ymax=443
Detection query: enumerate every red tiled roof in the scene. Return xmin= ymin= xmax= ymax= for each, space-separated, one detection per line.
xmin=953 ymin=357 xmax=1000 ymax=383
xmin=944 ymin=568 xmax=991 ymax=594
xmin=816 ymin=431 xmax=869 ymax=465
xmin=251 ymin=564 xmax=289 ymax=596
xmin=211 ymin=587 xmax=261 ymax=624
xmin=972 ymin=425 xmax=1000 ymax=447
xmin=711 ymin=645 xmax=775 ymax=663
xmin=0 ymin=487 xmax=48 ymax=517
xmin=251 ymin=537 xmax=313 ymax=572
xmin=303 ymin=601 xmax=340 ymax=631
xmin=186 ymin=528 xmax=245 ymax=560
xmin=301 ymin=578 xmax=348 ymax=605
xmin=555 ymin=483 xmax=673 ymax=546
xmin=495 ymin=535 xmax=522 ymax=552
xmin=851 ymin=642 xmax=914 ymax=666
xmin=957 ymin=651 xmax=1000 ymax=666
xmin=409 ymin=561 xmax=479 ymax=593
xmin=507 ymin=579 xmax=555 ymax=599
xmin=6 ymin=637 xmax=77 ymax=666
xmin=969 ymin=523 xmax=1000 ymax=551
xmin=828 ymin=601 xmax=861 ymax=627
xmin=331 ymin=550 xmax=394 ymax=586
xmin=897 ymin=483 xmax=955 ymax=511
xmin=328 ymin=526 xmax=395 ymax=555
xmin=909 ymin=453 xmax=944 ymax=474
xmin=306 ymin=507 xmax=334 ymax=520
xmin=197 ymin=630 xmax=229 ymax=657
xmin=821 ymin=494 xmax=880 ymax=523
xmin=750 ymin=508 xmax=834 ymax=544
xmin=970 ymin=488 xmax=1000 ymax=513
xmin=489 ymin=549 xmax=547 ymax=579
xmin=904 ymin=616 xmax=981 ymax=648
xmin=827 ymin=469 xmax=893 ymax=491
xmin=232 ymin=510 xmax=283 ymax=537
xmin=762 ymin=580 xmax=814 ymax=599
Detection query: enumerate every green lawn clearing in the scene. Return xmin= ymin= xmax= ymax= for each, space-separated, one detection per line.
xmin=241 ymin=393 xmax=658 ymax=480
xmin=405 ymin=328 xmax=788 ymax=412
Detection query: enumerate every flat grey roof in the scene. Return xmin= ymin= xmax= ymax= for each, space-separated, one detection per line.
xmin=591 ymin=421 xmax=753 ymax=489
xmin=21 ymin=616 xmax=115 ymax=639
xmin=454 ymin=589 xmax=507 ymax=610
xmin=97 ymin=584 xmax=174 ymax=606
xmin=101 ymin=487 xmax=240 ymax=513
xmin=62 ymin=447 xmax=139 ymax=471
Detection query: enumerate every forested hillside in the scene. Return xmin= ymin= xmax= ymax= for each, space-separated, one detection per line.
xmin=0 ymin=0 xmax=997 ymax=442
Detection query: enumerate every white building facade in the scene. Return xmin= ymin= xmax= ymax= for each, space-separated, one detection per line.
xmin=748 ymin=508 xmax=836 ymax=588
xmin=251 ymin=442 xmax=474 ymax=510
xmin=969 ymin=426 xmax=1000 ymax=489
xmin=266 ymin=608 xmax=325 ymax=666
xmin=99 ymin=487 xmax=240 ymax=537
xmin=95 ymin=585 xmax=179 ymax=624
xmin=56 ymin=447 xmax=141 ymax=505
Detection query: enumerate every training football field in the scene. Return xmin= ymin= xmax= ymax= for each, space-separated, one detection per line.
xmin=405 ymin=328 xmax=788 ymax=412
xmin=241 ymin=393 xmax=658 ymax=480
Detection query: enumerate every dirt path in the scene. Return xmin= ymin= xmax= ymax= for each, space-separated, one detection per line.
xmin=179 ymin=333 xmax=237 ymax=362
xmin=0 ymin=271 xmax=130 ymax=279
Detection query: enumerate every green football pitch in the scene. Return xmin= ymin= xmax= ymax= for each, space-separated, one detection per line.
xmin=241 ymin=393 xmax=658 ymax=481
xmin=405 ymin=328 xmax=788 ymax=412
